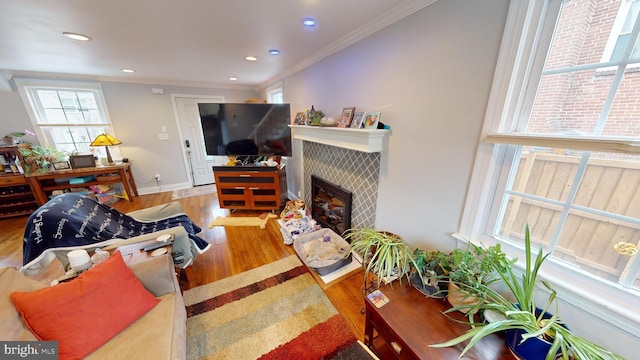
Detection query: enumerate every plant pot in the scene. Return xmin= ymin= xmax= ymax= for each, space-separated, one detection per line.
xmin=447 ymin=281 xmax=480 ymax=314
xmin=505 ymin=306 xmax=565 ymax=360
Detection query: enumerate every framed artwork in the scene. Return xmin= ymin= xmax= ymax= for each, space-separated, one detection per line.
xmin=338 ymin=107 xmax=355 ymax=128
xmin=350 ymin=112 xmax=365 ymax=129
xmin=53 ymin=161 xmax=71 ymax=170
xmin=364 ymin=112 xmax=381 ymax=129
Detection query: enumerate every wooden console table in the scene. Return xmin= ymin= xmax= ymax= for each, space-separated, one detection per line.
xmin=364 ymin=282 xmax=514 ymax=360
xmin=25 ymin=163 xmax=138 ymax=206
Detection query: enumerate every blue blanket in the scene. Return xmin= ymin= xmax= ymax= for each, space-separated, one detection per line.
xmin=23 ymin=193 xmax=209 ymax=266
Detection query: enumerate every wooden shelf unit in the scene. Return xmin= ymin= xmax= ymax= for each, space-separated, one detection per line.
xmin=213 ymin=166 xmax=287 ymax=211
xmin=0 ymin=146 xmax=38 ymax=218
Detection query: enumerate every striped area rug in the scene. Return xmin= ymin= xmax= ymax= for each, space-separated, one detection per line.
xmin=183 ymin=255 xmax=358 ymax=360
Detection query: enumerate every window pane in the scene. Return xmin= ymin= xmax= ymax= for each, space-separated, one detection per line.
xmin=604 ymin=68 xmax=640 ymax=137
xmin=545 ymin=1 xmax=617 ymax=70
xmin=498 ymin=145 xmax=640 ymax=287
xmin=42 ymin=109 xmax=67 ymax=124
xmin=40 ymin=126 xmax=108 ymax=154
xmin=37 ymin=90 xmax=61 ymax=108
xmin=558 ymin=214 xmax=639 ymax=287
xmin=528 ymin=68 xmax=615 ymax=136
xmin=77 ymin=91 xmax=98 ymax=110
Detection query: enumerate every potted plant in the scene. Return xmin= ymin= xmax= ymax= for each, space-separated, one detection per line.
xmin=445 ymin=243 xmax=513 ymax=314
xmin=410 ymin=249 xmax=450 ymax=298
xmin=18 ymin=144 xmax=66 ymax=174
xmin=344 ymin=228 xmax=418 ymax=290
xmin=431 ymin=225 xmax=624 ymax=360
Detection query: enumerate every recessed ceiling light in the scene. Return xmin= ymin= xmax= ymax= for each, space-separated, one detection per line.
xmin=245 ymin=56 xmax=258 ymax=61
xmin=229 ymin=77 xmax=238 ymax=81
xmin=62 ymin=32 xmax=92 ymax=41
xmin=302 ymin=18 xmax=317 ymax=27
xmin=121 ymin=69 xmax=135 ymax=73
xmin=268 ymin=49 xmax=280 ymax=55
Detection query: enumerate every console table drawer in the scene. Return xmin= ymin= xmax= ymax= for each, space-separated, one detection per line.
xmin=367 ymin=305 xmax=414 ymax=359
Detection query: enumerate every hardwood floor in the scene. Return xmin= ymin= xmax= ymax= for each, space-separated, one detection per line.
xmin=0 ymin=191 xmax=367 ymax=342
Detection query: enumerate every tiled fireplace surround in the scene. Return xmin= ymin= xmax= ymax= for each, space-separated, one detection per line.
xmin=303 ymin=142 xmax=380 ymax=228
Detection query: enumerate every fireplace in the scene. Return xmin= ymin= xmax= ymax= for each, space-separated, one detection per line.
xmin=311 ymin=175 xmax=352 ymax=235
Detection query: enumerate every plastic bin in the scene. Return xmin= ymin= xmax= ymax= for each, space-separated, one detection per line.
xmin=293 ymin=228 xmax=352 ymax=275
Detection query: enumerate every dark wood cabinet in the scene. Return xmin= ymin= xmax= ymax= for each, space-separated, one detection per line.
xmin=213 ymin=166 xmax=287 ymax=211
xmin=364 ymin=282 xmax=514 ymax=360
xmin=0 ymin=146 xmax=37 ymax=218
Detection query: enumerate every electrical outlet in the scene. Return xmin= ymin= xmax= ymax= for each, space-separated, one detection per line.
xmin=155 ymin=174 xmax=161 ymax=182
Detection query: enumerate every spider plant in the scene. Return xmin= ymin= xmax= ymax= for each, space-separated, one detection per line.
xmin=344 ymin=228 xmax=418 ymax=290
xmin=430 ymin=225 xmax=624 ymax=360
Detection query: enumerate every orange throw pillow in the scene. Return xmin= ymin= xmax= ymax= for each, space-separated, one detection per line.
xmin=10 ymin=252 xmax=160 ymax=360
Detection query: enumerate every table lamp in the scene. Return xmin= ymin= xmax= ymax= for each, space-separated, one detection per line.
xmin=90 ymin=134 xmax=121 ymax=164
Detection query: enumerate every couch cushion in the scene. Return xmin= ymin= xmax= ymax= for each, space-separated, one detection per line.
xmin=0 ymin=267 xmax=45 ymax=341
xmin=87 ymin=292 xmax=186 ymax=360
xmin=10 ymin=253 xmax=160 ymax=360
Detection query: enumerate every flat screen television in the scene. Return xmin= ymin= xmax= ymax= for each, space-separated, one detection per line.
xmin=198 ymin=103 xmax=292 ymax=157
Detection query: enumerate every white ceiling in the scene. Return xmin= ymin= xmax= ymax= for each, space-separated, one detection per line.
xmin=0 ymin=0 xmax=435 ymax=89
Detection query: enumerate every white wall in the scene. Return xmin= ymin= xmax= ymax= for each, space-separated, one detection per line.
xmin=285 ymin=0 xmax=508 ymax=251
xmin=100 ymin=82 xmax=257 ymax=193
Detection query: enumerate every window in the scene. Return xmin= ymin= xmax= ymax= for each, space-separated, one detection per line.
xmin=15 ymin=79 xmax=116 ymax=159
xmin=461 ymin=0 xmax=640 ymax=326
xmin=266 ymin=82 xmax=284 ymax=104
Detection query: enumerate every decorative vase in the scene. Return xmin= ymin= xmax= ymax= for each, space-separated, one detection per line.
xmin=447 ymin=281 xmax=480 ymax=314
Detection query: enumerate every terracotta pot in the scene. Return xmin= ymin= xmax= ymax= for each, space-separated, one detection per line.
xmin=447 ymin=281 xmax=480 ymax=314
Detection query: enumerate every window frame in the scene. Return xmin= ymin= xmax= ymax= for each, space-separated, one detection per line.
xmin=458 ymin=0 xmax=640 ymax=335
xmin=15 ymin=78 xmax=117 ymax=156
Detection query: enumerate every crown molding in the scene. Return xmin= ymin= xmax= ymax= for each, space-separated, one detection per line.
xmin=4 ymin=70 xmax=257 ymax=92
xmin=260 ymin=0 xmax=439 ymax=89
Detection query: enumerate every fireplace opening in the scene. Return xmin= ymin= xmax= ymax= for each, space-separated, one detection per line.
xmin=311 ymin=175 xmax=352 ymax=235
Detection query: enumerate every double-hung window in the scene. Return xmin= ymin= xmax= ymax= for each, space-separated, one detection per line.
xmin=15 ymin=79 xmax=116 ymax=158
xmin=461 ymin=0 xmax=640 ymax=327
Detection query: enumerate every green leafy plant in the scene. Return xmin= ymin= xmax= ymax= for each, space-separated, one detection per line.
xmin=446 ymin=243 xmax=513 ymax=308
xmin=430 ymin=225 xmax=624 ymax=360
xmin=344 ymin=228 xmax=418 ymax=289
xmin=19 ymin=144 xmax=65 ymax=174
xmin=411 ymin=249 xmax=450 ymax=296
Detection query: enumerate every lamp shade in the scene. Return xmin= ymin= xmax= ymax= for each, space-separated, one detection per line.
xmin=90 ymin=134 xmax=121 ymax=147
xmin=90 ymin=134 xmax=121 ymax=164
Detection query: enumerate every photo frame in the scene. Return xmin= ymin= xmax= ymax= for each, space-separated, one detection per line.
xmin=338 ymin=107 xmax=355 ymax=128
xmin=350 ymin=112 xmax=365 ymax=129
xmin=53 ymin=161 xmax=71 ymax=170
xmin=364 ymin=112 xmax=381 ymax=129
xmin=294 ymin=112 xmax=306 ymax=125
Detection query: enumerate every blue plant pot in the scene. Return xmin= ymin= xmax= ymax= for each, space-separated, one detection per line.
xmin=505 ymin=306 xmax=566 ymax=360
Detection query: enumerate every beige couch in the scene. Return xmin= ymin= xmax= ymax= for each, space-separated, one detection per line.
xmin=1 ymin=253 xmax=187 ymax=359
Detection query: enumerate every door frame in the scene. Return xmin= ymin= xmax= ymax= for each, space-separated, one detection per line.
xmin=171 ymin=93 xmax=224 ymax=186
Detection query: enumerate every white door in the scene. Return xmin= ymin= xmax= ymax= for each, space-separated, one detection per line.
xmin=173 ymin=95 xmax=226 ymax=186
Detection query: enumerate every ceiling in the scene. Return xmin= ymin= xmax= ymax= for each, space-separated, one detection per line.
xmin=0 ymin=0 xmax=434 ymax=89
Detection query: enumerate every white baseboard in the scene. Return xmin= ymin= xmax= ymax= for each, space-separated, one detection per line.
xmin=137 ymin=182 xmax=192 ymax=195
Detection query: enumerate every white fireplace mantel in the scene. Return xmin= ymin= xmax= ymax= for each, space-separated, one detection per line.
xmin=290 ymin=125 xmax=389 ymax=153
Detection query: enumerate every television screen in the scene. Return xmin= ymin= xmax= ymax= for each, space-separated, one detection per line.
xmin=198 ymin=103 xmax=292 ymax=157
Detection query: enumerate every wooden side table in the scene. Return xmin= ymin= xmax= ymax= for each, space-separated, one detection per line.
xmin=364 ymin=282 xmax=514 ymax=360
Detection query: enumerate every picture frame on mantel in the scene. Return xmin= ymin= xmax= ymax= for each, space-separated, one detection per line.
xmin=350 ymin=112 xmax=365 ymax=129
xmin=338 ymin=107 xmax=355 ymax=128
xmin=364 ymin=112 xmax=381 ymax=129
